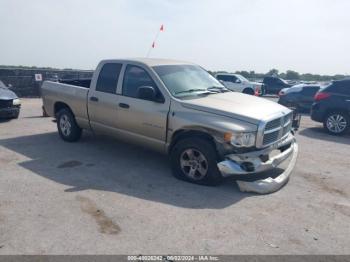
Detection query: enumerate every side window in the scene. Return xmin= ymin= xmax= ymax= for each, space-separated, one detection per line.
xmin=231 ymin=75 xmax=238 ymax=83
xmin=122 ymin=65 xmax=158 ymax=99
xmin=328 ymin=82 xmax=350 ymax=95
xmin=96 ymin=63 xmax=122 ymax=94
xmin=216 ymin=75 xmax=226 ymax=81
xmin=217 ymin=75 xmax=230 ymax=82
xmin=302 ymin=86 xmax=319 ymax=96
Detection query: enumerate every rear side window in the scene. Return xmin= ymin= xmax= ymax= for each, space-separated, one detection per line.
xmin=327 ymin=81 xmax=350 ymax=95
xmin=217 ymin=75 xmax=235 ymax=82
xmin=96 ymin=63 xmax=122 ymax=94
xmin=302 ymin=86 xmax=320 ymax=96
xmin=216 ymin=75 xmax=227 ymax=81
xmin=122 ymin=65 xmax=157 ymax=98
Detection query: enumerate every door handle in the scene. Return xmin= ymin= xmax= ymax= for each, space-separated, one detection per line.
xmin=90 ymin=96 xmax=99 ymax=102
xmin=119 ymin=103 xmax=130 ymax=109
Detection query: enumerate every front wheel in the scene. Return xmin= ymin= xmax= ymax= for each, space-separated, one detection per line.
xmin=243 ymin=88 xmax=255 ymax=95
xmin=170 ymin=137 xmax=223 ymax=186
xmin=57 ymin=108 xmax=82 ymax=142
xmin=323 ymin=111 xmax=349 ymax=135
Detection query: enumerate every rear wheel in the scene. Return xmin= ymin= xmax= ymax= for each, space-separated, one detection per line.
xmin=56 ymin=108 xmax=82 ymax=142
xmin=243 ymin=88 xmax=254 ymax=95
xmin=323 ymin=111 xmax=349 ymax=135
xmin=170 ymin=137 xmax=223 ymax=186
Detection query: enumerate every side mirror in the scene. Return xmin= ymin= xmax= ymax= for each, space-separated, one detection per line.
xmin=235 ymin=79 xmax=241 ymax=83
xmin=137 ymin=86 xmax=157 ymax=101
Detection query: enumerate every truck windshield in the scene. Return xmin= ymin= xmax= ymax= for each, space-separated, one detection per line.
xmin=153 ymin=65 xmax=226 ymax=97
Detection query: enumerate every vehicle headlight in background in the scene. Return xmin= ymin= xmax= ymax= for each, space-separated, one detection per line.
xmin=12 ymin=98 xmax=21 ymax=106
xmin=224 ymin=132 xmax=256 ymax=147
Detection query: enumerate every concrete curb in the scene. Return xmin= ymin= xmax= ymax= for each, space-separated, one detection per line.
xmin=236 ymin=143 xmax=299 ymax=194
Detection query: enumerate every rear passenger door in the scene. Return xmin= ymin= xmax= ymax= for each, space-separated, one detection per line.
xmin=115 ymin=64 xmax=170 ymax=151
xmin=88 ymin=63 xmax=122 ymax=134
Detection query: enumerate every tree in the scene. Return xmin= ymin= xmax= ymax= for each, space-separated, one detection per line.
xmin=267 ymin=69 xmax=279 ymax=77
xmin=285 ymin=70 xmax=300 ymax=80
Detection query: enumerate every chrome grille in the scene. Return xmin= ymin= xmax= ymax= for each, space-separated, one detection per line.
xmin=265 ymin=118 xmax=282 ymax=130
xmin=261 ymin=112 xmax=293 ymax=147
xmin=263 ymin=130 xmax=279 ymax=145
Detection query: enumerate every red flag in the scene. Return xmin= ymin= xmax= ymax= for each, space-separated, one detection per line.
xmin=160 ymin=24 xmax=164 ymax=31
xmin=152 ymin=42 xmax=155 ymax=48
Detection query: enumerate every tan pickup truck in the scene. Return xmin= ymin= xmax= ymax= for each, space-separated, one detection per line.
xmin=42 ymin=59 xmax=299 ymax=191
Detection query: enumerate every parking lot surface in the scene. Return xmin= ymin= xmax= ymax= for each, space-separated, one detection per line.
xmin=0 ymin=98 xmax=349 ymax=254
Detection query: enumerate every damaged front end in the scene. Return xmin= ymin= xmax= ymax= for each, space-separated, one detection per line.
xmin=217 ymin=111 xmax=299 ymax=194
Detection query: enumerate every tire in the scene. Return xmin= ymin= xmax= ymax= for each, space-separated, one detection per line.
xmin=13 ymin=111 xmax=19 ymax=119
xmin=323 ymin=111 xmax=349 ymax=135
xmin=243 ymin=88 xmax=255 ymax=95
xmin=56 ymin=108 xmax=82 ymax=142
xmin=170 ymin=137 xmax=223 ymax=186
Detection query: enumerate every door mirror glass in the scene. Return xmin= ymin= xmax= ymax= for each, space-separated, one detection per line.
xmin=137 ymin=86 xmax=157 ymax=101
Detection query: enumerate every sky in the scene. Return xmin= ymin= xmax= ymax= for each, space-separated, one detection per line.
xmin=0 ymin=0 xmax=349 ymax=75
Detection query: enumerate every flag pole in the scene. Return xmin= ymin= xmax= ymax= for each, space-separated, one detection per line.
xmin=146 ymin=25 xmax=164 ymax=58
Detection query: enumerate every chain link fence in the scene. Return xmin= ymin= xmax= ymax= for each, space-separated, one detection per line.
xmin=0 ymin=68 xmax=93 ymax=97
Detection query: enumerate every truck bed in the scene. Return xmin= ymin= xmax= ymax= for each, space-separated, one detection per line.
xmin=59 ymin=79 xmax=91 ymax=88
xmin=41 ymin=81 xmax=89 ymax=126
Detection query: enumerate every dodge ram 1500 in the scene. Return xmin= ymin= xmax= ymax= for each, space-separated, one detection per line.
xmin=42 ymin=59 xmax=299 ymax=190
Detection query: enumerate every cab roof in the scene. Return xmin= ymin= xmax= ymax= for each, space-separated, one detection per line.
xmin=100 ymin=58 xmax=196 ymax=67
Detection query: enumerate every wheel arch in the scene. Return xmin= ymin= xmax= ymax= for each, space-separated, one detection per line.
xmin=242 ymin=87 xmax=255 ymax=94
xmin=54 ymin=102 xmax=74 ymax=117
xmin=168 ymin=128 xmax=218 ymax=155
xmin=323 ymin=107 xmax=350 ymax=120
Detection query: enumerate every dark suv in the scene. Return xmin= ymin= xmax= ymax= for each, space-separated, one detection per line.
xmin=263 ymin=76 xmax=291 ymax=95
xmin=311 ymin=79 xmax=350 ymax=135
xmin=278 ymin=84 xmax=320 ymax=112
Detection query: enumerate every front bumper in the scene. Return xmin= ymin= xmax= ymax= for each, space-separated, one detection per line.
xmin=0 ymin=106 xmax=20 ymax=118
xmin=217 ymin=134 xmax=298 ymax=193
xmin=218 ymin=133 xmax=297 ymax=176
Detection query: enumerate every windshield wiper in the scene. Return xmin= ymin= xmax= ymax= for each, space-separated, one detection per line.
xmin=175 ymin=89 xmax=209 ymax=95
xmin=207 ymin=86 xmax=230 ymax=93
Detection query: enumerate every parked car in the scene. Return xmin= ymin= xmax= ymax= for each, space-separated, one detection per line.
xmin=278 ymin=84 xmax=321 ymax=112
xmin=311 ymin=79 xmax=350 ymax=135
xmin=42 ymin=58 xmax=298 ymax=189
xmin=0 ymin=80 xmax=21 ymax=119
xmin=263 ymin=76 xmax=292 ymax=95
xmin=215 ymin=73 xmax=263 ymax=95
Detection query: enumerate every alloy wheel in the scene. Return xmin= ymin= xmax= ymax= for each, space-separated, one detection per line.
xmin=326 ymin=114 xmax=347 ymax=134
xmin=180 ymin=148 xmax=208 ymax=180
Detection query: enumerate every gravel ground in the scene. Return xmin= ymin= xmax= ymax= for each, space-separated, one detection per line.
xmin=0 ymin=98 xmax=349 ymax=255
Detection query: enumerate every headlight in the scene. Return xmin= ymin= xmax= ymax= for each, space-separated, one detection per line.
xmin=224 ymin=132 xmax=256 ymax=148
xmin=12 ymin=98 xmax=21 ymax=106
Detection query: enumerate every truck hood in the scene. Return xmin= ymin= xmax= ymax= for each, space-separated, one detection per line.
xmin=0 ymin=88 xmax=18 ymax=100
xmin=181 ymin=92 xmax=291 ymax=125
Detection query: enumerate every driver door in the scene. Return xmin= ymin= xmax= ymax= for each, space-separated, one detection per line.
xmin=115 ymin=64 xmax=170 ymax=151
